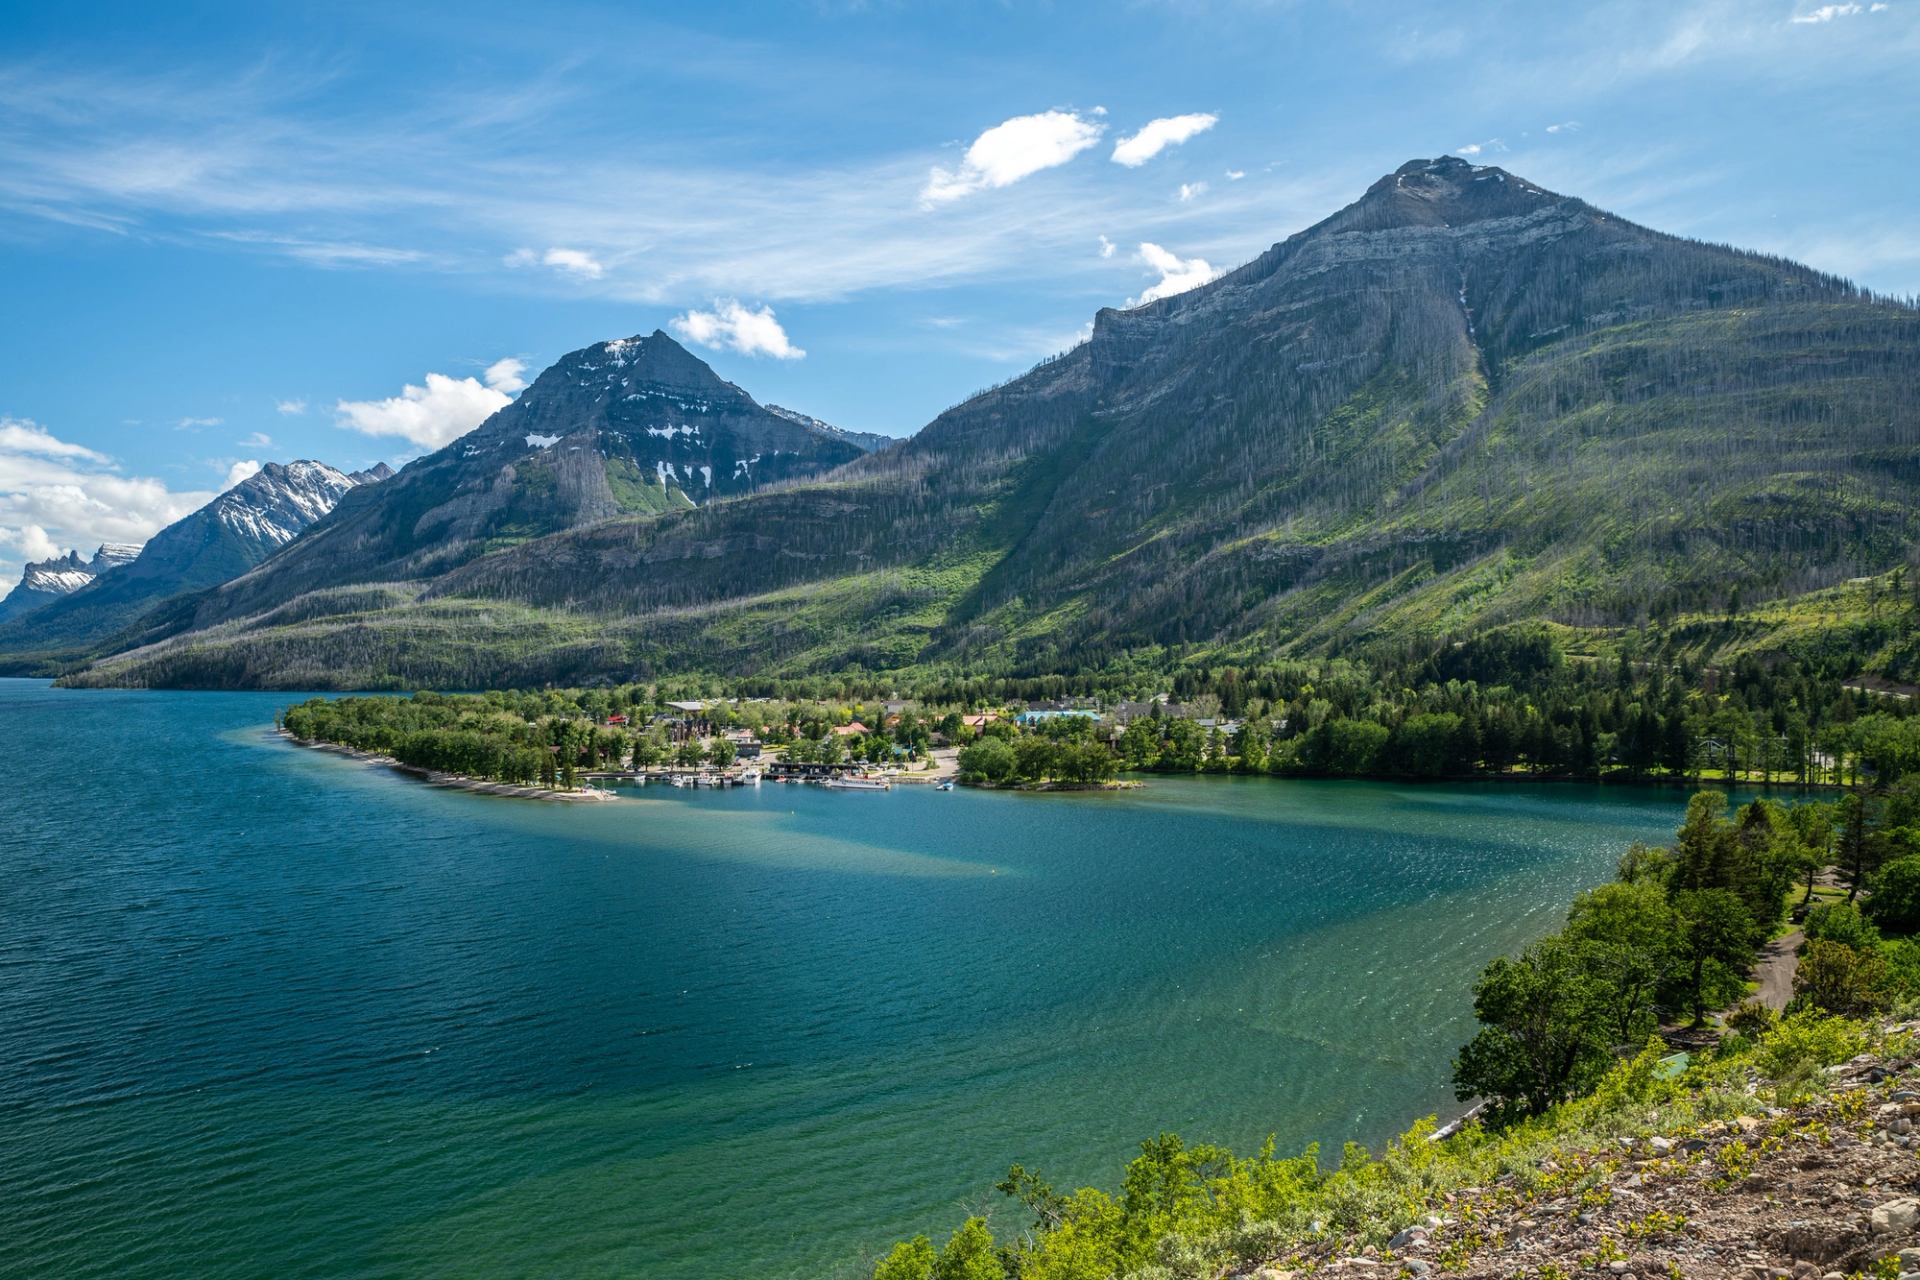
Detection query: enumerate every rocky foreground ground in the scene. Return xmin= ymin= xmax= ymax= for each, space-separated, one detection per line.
xmin=1248 ymin=1034 xmax=1920 ymax=1280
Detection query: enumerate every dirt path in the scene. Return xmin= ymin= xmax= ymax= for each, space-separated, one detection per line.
xmin=1754 ymin=928 xmax=1803 ymax=1011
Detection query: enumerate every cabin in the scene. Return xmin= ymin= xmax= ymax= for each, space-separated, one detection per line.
xmin=832 ymin=721 xmax=869 ymax=737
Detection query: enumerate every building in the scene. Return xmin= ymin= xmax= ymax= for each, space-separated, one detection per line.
xmin=1017 ymin=708 xmax=1102 ymax=726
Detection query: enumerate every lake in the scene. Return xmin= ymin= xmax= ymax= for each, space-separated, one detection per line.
xmin=0 ymin=679 xmax=1726 ymax=1278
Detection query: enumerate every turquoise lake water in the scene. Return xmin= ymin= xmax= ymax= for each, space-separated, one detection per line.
xmin=0 ymin=679 xmax=1732 ymax=1278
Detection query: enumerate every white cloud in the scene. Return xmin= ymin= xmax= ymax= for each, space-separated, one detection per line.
xmin=177 ymin=415 xmax=223 ymax=429
xmin=1225 ymin=169 xmax=1246 ymax=180
xmin=274 ymin=398 xmax=306 ymax=415
xmin=483 ymin=357 xmax=528 ymax=394
xmin=239 ymin=431 xmax=273 ymax=448
xmin=505 ymin=246 xmax=605 ymax=280
xmin=1111 ymin=113 xmax=1219 ymax=168
xmin=0 ymin=418 xmax=111 ymax=463
xmin=542 ymin=247 xmax=603 ymax=279
xmin=1098 ymin=234 xmax=1116 ymax=259
xmin=670 ymin=299 xmax=805 ymax=359
xmin=333 ymin=368 xmax=515 ymax=449
xmin=1791 ymin=3 xmax=1864 ymax=20
xmin=1178 ymin=181 xmax=1209 ymax=203
xmin=1544 ymin=121 xmax=1582 ymax=134
xmin=0 ymin=416 xmax=214 ymax=583
xmin=0 ymin=524 xmax=63 ymax=564
xmin=224 ymin=459 xmax=262 ymax=489
xmin=921 ymin=110 xmax=1105 ymax=206
xmin=1130 ymin=242 xmax=1220 ymax=306
xmin=1455 ymin=139 xmax=1508 ymax=157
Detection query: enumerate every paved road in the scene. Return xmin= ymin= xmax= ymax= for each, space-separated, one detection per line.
xmin=1755 ymin=929 xmax=1804 ymax=1012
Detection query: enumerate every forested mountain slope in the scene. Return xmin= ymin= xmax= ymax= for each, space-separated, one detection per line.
xmin=146 ymin=331 xmax=873 ymax=637
xmin=0 ymin=461 xmax=383 ymax=669
xmin=67 ymin=157 xmax=1920 ymax=689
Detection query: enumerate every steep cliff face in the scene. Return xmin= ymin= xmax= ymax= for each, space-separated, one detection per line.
xmin=0 ymin=544 xmax=139 ymax=623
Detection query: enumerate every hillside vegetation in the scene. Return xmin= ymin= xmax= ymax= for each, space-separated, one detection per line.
xmin=57 ymin=157 xmax=1920 ymax=691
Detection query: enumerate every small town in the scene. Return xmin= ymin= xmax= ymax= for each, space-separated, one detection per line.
xmin=573 ymin=694 xmax=1222 ymax=791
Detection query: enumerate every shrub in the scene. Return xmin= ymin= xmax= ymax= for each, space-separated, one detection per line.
xmin=1804 ymin=901 xmax=1881 ymax=950
xmin=1793 ymin=939 xmax=1891 ymax=1015
xmin=1723 ymin=1001 xmax=1778 ymax=1038
xmin=1754 ymin=1009 xmax=1868 ymax=1084
xmin=874 ymin=1236 xmax=936 ymax=1280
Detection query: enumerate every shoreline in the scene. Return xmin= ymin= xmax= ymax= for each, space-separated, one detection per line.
xmin=275 ymin=729 xmax=618 ymax=802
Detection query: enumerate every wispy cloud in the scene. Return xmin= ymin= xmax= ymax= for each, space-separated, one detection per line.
xmin=177 ymin=415 xmax=223 ymax=429
xmin=1178 ymin=181 xmax=1209 ymax=203
xmin=0 ymin=61 xmax=1366 ymax=309
xmin=1545 ymin=121 xmax=1581 ymax=134
xmin=506 ymin=246 xmax=604 ymax=279
xmin=273 ymin=398 xmax=306 ymax=416
xmin=671 ymin=299 xmax=805 ymax=359
xmin=1111 ymin=113 xmax=1218 ymax=167
xmin=239 ymin=431 xmax=273 ymax=448
xmin=1790 ymin=3 xmax=1875 ymax=21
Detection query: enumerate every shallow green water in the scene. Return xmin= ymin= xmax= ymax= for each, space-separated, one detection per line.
xmin=0 ymin=680 xmax=1729 ymax=1278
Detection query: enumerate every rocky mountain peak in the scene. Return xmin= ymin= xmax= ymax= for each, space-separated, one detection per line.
xmin=534 ymin=329 xmax=739 ymax=401
xmin=1343 ymin=155 xmax=1573 ymax=231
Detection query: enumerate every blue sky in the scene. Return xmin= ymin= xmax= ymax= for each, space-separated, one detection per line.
xmin=1 ymin=0 xmax=1915 ymax=583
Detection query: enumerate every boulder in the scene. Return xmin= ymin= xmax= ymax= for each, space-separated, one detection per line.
xmin=1872 ymin=1198 xmax=1920 ymax=1233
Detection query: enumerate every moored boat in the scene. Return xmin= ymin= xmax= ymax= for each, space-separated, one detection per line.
xmin=824 ymin=774 xmax=891 ymax=791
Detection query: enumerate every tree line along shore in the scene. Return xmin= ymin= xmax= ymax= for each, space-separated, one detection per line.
xmin=275 ymin=625 xmax=1919 ymax=795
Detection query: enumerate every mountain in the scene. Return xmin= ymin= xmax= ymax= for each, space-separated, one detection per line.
xmin=129 ymin=331 xmax=872 ymax=636
xmin=63 ymin=157 xmax=1920 ymax=689
xmin=0 ymin=460 xmax=382 ymax=667
xmin=0 ymin=544 xmax=140 ymax=623
xmin=764 ymin=404 xmax=894 ymax=454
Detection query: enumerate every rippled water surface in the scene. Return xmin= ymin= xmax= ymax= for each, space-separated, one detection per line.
xmin=1 ymin=679 xmax=1719 ymax=1278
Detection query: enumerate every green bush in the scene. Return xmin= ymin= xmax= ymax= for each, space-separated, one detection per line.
xmin=1793 ymin=939 xmax=1891 ymax=1015
xmin=1804 ymin=901 xmax=1881 ymax=950
xmin=1753 ymin=1009 xmax=1868 ymax=1083
xmin=1869 ymin=854 xmax=1920 ymax=934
